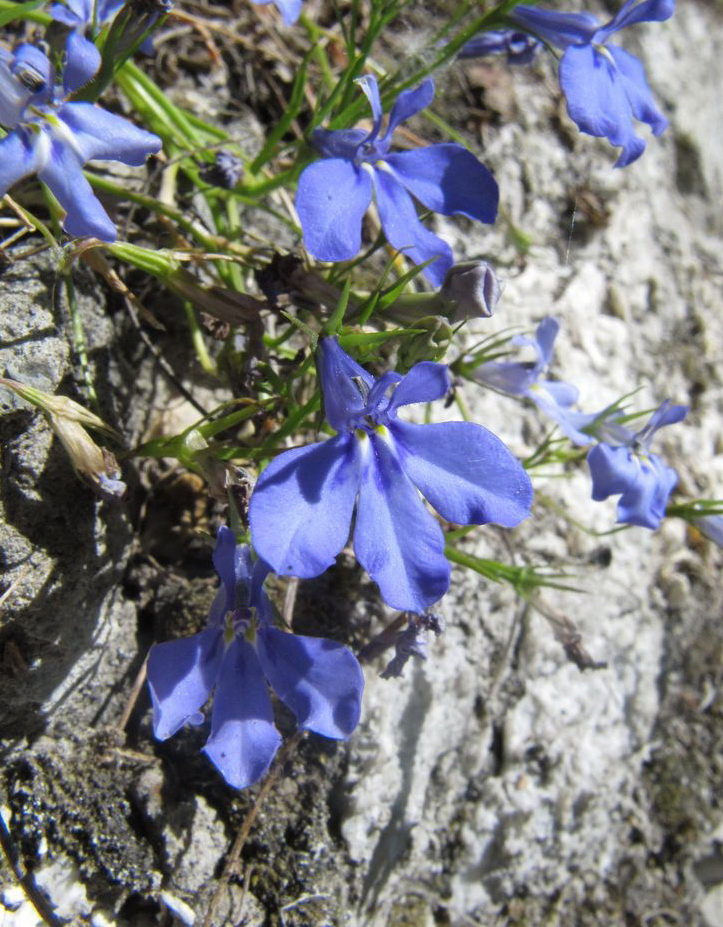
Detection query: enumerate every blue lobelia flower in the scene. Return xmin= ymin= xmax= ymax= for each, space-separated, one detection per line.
xmin=0 ymin=43 xmax=161 ymax=240
xmin=249 ymin=338 xmax=533 ymax=613
xmin=458 ymin=28 xmax=541 ymax=65
xmin=146 ymin=526 xmax=364 ymax=790
xmin=509 ymin=1 xmax=675 ymax=167
xmin=295 ymin=75 xmax=499 ymax=287
xmin=587 ymin=400 xmax=687 ymax=529
xmin=473 ymin=317 xmax=597 ymax=446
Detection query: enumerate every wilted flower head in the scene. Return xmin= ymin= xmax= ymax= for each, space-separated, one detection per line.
xmin=509 ymin=0 xmax=675 ymax=166
xmin=587 ymin=399 xmax=687 ymax=528
xmin=0 ymin=42 xmax=161 ymax=239
xmin=296 ymin=75 xmax=499 ymax=287
xmin=0 ymin=377 xmax=126 ymax=500
xmin=249 ymin=338 xmax=532 ymax=612
xmin=147 ymin=527 xmax=364 ymax=789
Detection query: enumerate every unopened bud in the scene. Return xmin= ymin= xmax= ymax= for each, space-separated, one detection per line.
xmin=439 ymin=260 xmax=502 ymax=322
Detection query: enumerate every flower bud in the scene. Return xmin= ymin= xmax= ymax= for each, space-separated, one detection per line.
xmin=439 ymin=260 xmax=502 ymax=322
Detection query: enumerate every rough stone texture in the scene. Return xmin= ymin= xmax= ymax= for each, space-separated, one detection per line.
xmin=1 ymin=2 xmax=722 ymax=926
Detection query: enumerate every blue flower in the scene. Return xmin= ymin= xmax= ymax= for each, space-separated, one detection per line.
xmin=509 ymin=1 xmax=674 ymax=166
xmin=587 ymin=400 xmax=687 ymax=528
xmin=146 ymin=527 xmax=364 ymax=790
xmin=458 ymin=28 xmax=541 ymax=65
xmin=295 ymin=75 xmax=499 ymax=287
xmin=473 ymin=317 xmax=597 ymax=445
xmin=0 ymin=43 xmax=161 ymax=240
xmin=249 ymin=338 xmax=533 ymax=613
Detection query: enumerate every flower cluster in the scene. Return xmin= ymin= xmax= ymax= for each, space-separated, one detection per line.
xmin=0 ymin=40 xmax=160 ymax=240
xmin=474 ymin=317 xmax=688 ymax=529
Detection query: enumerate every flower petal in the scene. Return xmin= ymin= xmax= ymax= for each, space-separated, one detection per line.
xmin=353 ymin=432 xmax=449 ymax=612
xmin=381 ymin=80 xmax=435 ymax=144
xmin=311 ymin=127 xmax=369 ymax=160
xmin=63 ymin=31 xmax=101 ymax=93
xmin=355 ymin=74 xmax=384 ymax=143
xmin=203 ymin=639 xmax=282 ymax=790
xmin=616 ymin=454 xmax=677 ymax=528
xmin=317 ymin=336 xmax=375 ymax=433
xmin=509 ymin=6 xmax=599 ymax=49
xmin=597 ymin=0 xmax=674 ymax=43
xmin=587 ymin=443 xmax=638 ymax=500
xmin=49 ymin=0 xmax=90 ymax=27
xmin=534 ymin=317 xmax=560 ymax=366
xmin=146 ymin=628 xmax=224 ymax=740
xmin=296 ymin=158 xmax=372 ymax=262
xmin=212 ymin=525 xmax=238 ymax=612
xmin=257 ymin=627 xmax=364 ymax=739
xmin=37 ymin=135 xmax=118 ymax=239
xmin=58 ymin=102 xmax=162 ymax=165
xmin=391 ymin=420 xmax=533 ymax=527
xmin=373 ymin=168 xmax=453 ymax=287
xmin=0 ymin=131 xmax=42 ymax=197
xmin=384 ymin=144 xmax=498 ymax=223
xmin=274 ymin=0 xmax=302 ymax=26
xmin=607 ymin=46 xmax=668 ymax=139
xmin=249 ymin=435 xmax=362 ymax=578
xmin=559 ymin=44 xmax=646 ymax=167
xmin=387 ymin=362 xmax=451 ymax=413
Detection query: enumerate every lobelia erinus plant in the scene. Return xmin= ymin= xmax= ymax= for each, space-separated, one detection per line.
xmin=2 ymin=0 xmax=718 ymax=824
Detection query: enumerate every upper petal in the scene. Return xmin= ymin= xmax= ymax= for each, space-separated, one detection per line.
xmin=597 ymin=0 xmax=675 ymax=43
xmin=211 ymin=525 xmax=240 ymax=615
xmin=249 ymin=435 xmax=362 ymax=578
xmin=373 ymin=168 xmax=453 ymax=287
xmin=295 ymin=158 xmax=372 ymax=262
xmin=317 ymin=336 xmax=375 ymax=433
xmin=391 ymin=420 xmax=533 ymax=527
xmin=63 ymin=31 xmax=101 ymax=94
xmin=203 ymin=639 xmax=282 ymax=790
xmin=559 ymin=44 xmax=645 ymax=167
xmin=381 ymin=80 xmax=435 ymax=145
xmin=37 ymin=135 xmax=118 ymax=239
xmin=384 ymin=145 xmax=498 ymax=224
xmin=49 ymin=0 xmax=91 ymax=27
xmin=355 ymin=74 xmax=384 ymax=143
xmin=57 ymin=102 xmax=162 ymax=165
xmin=534 ymin=317 xmax=560 ymax=367
xmin=353 ymin=432 xmax=449 ymax=612
xmin=509 ymin=5 xmax=599 ymax=49
xmin=146 ymin=628 xmax=224 ymax=740
xmin=386 ymin=362 xmax=451 ymax=413
xmin=257 ymin=627 xmax=364 ymax=739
